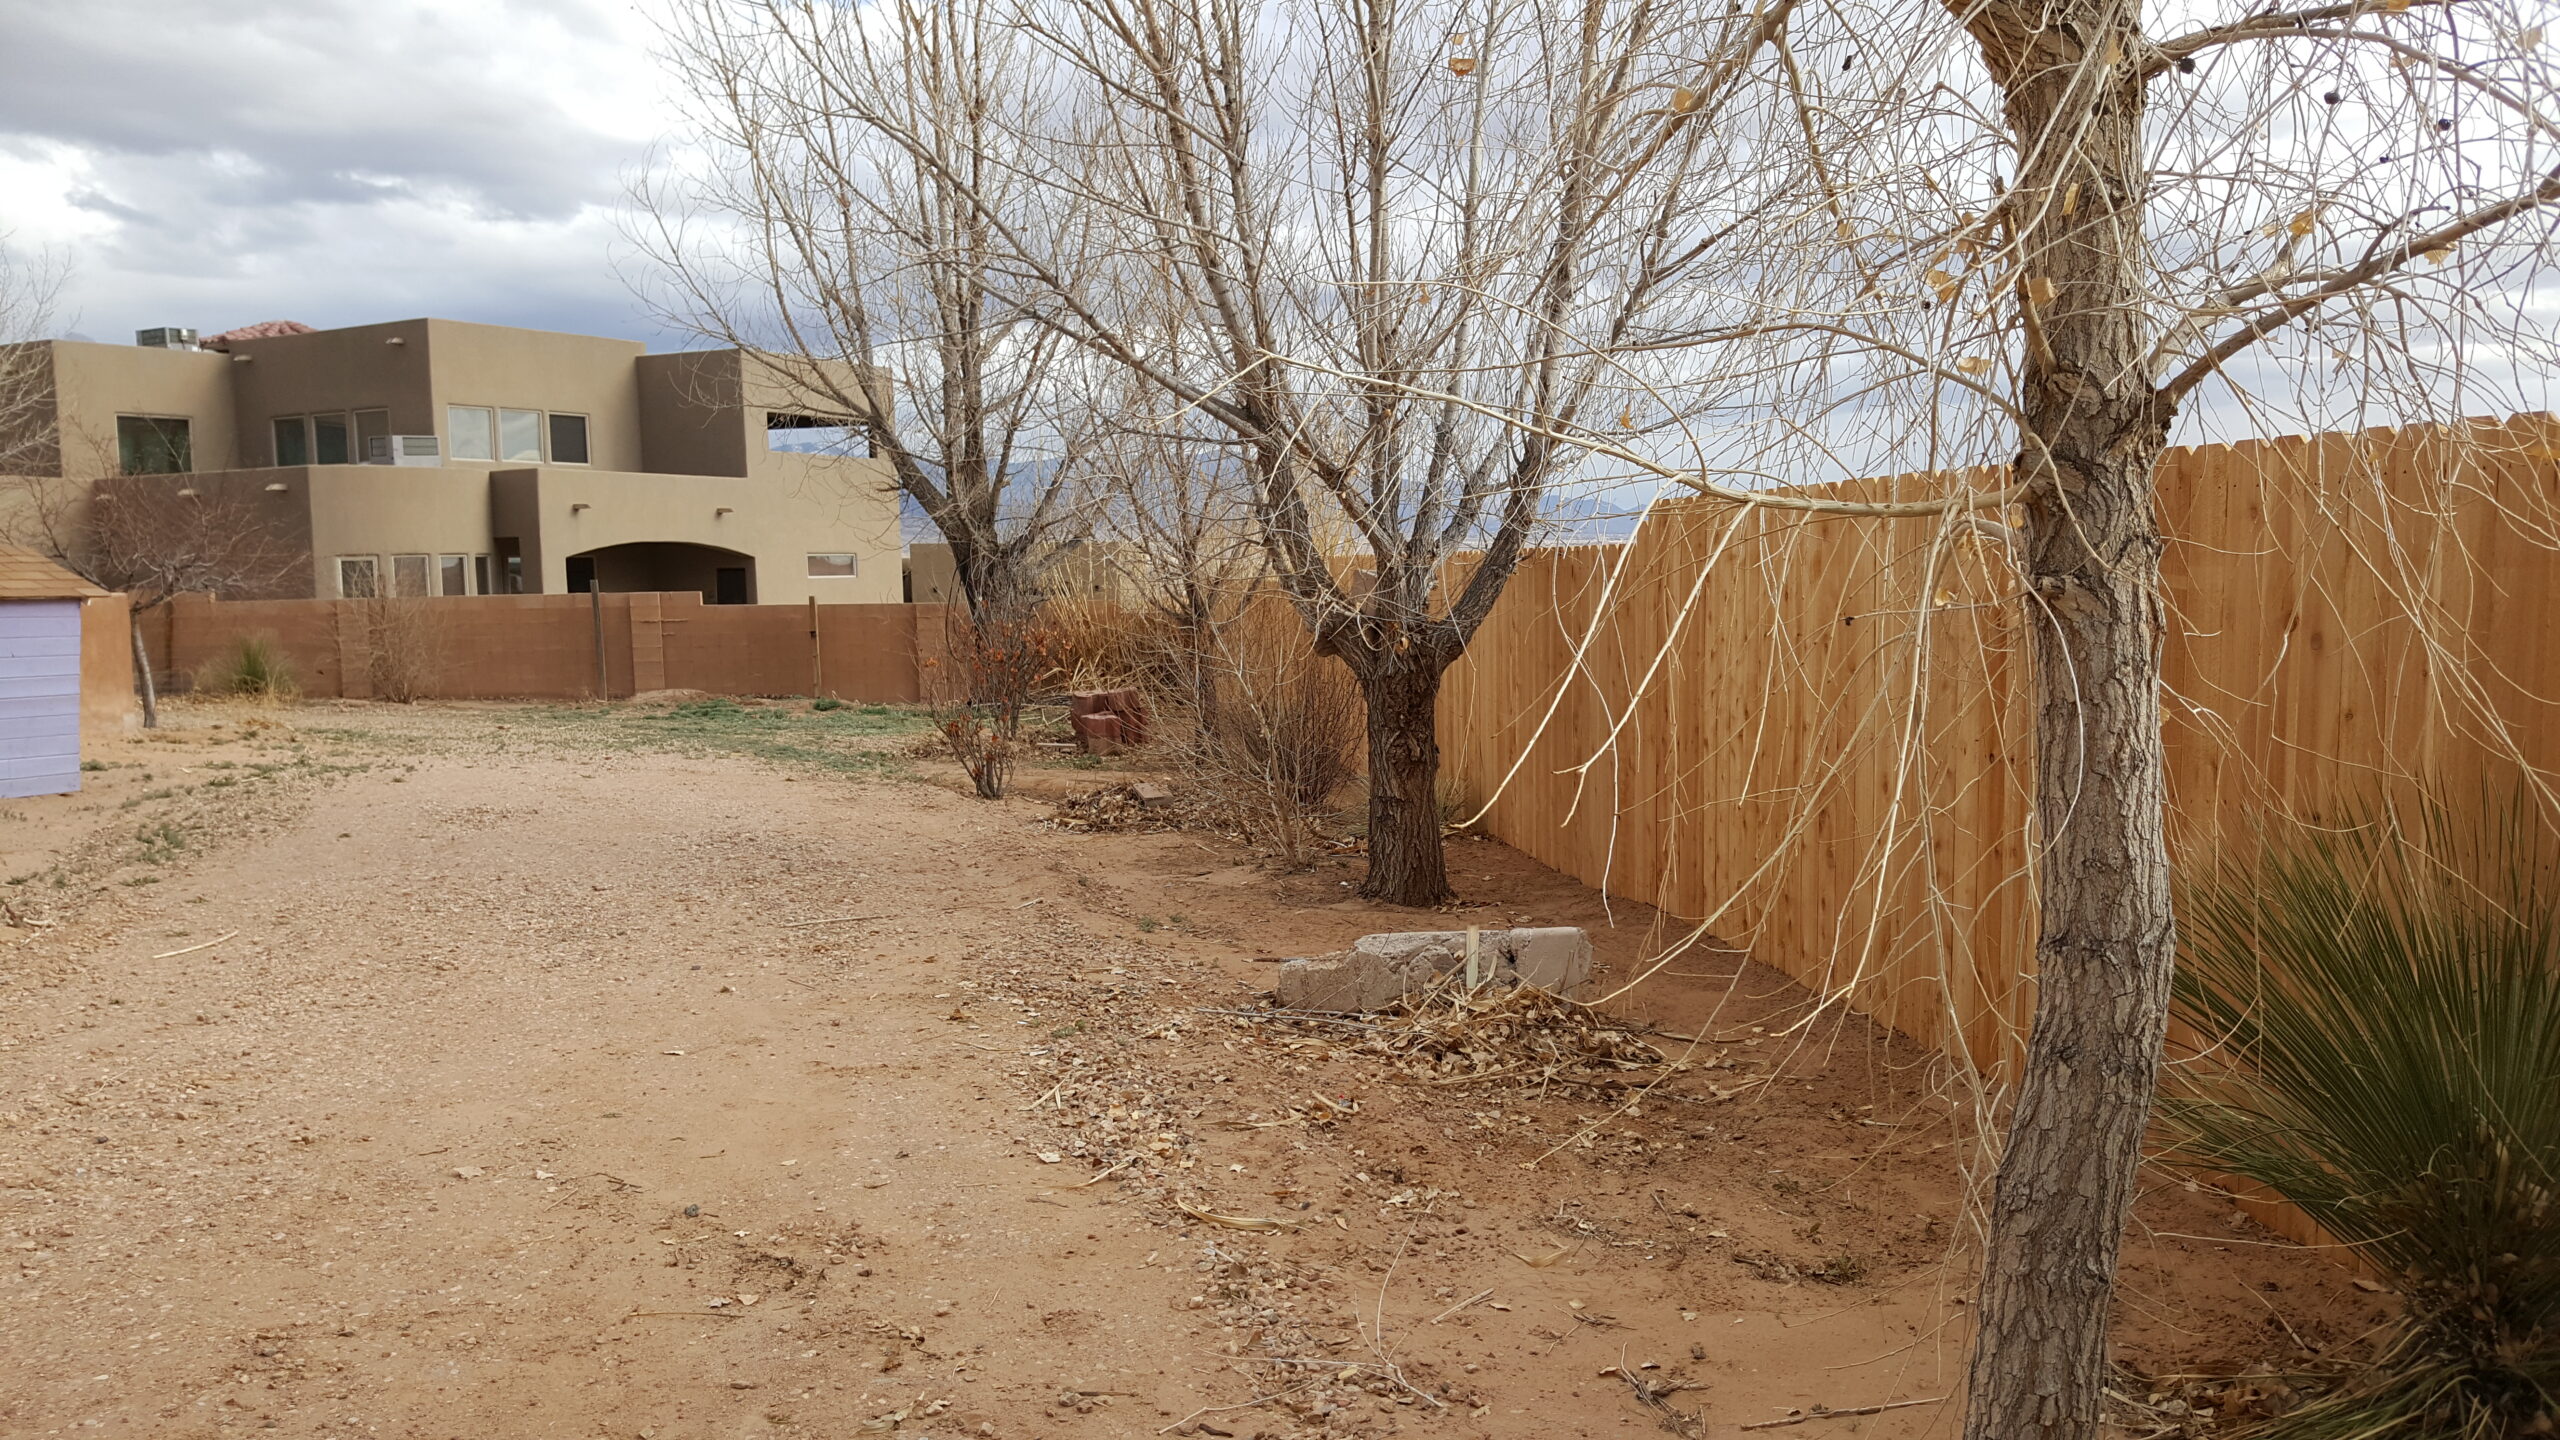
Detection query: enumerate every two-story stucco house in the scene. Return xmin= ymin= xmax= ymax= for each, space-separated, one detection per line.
xmin=0 ymin=318 xmax=901 ymax=606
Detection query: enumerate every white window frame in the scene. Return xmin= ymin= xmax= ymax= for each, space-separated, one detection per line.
xmin=437 ymin=554 xmax=471 ymax=596
xmin=336 ymin=556 xmax=380 ymax=599
xmin=390 ymin=553 xmax=433 ymax=598
xmin=497 ymin=408 xmax=544 ymax=463
xmin=547 ymin=412 xmax=591 ymax=465
xmin=447 ymin=405 xmax=495 ymax=462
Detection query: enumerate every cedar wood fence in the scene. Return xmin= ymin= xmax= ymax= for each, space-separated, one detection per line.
xmin=1438 ymin=414 xmax=2560 ymax=1077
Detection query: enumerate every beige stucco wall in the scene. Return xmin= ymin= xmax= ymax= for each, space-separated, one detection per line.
xmin=302 ymin=466 xmax=503 ymax=595
xmin=633 ymin=350 xmax=751 ymax=479
xmin=490 ymin=461 xmax=900 ymax=605
xmin=222 ymin=321 xmax=434 ymax=462
xmin=44 ymin=341 xmax=238 ymax=479
xmin=422 ymin=319 xmax=647 ymax=472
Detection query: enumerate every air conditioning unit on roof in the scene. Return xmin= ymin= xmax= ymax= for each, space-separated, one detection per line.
xmin=367 ymin=435 xmax=441 ymax=466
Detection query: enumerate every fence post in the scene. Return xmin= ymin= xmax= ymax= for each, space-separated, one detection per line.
xmin=808 ymin=595 xmax=823 ymax=698
xmin=588 ymin=581 xmax=608 ymax=701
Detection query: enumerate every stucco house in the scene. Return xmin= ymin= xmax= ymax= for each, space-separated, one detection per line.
xmin=0 ymin=319 xmax=901 ymax=606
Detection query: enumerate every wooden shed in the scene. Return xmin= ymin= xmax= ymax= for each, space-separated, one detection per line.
xmin=1 ymin=546 xmax=134 ymax=798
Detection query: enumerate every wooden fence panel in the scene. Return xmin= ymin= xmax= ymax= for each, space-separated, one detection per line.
xmin=1443 ymin=416 xmax=2560 ymax=1074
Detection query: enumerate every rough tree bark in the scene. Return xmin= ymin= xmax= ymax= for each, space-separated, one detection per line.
xmin=1347 ymin=645 xmax=1455 ymax=907
xmin=1956 ymin=5 xmax=2179 ymax=1439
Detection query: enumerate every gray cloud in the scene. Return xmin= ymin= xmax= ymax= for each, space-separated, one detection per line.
xmin=0 ymin=0 xmax=672 ymax=343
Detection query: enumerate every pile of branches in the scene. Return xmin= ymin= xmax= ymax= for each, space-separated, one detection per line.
xmin=1344 ymin=978 xmax=1669 ymax=1086
xmin=1045 ymin=783 xmax=1189 ymax=834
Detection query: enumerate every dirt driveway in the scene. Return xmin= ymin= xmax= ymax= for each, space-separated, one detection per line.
xmin=1 ymin=703 xmax=2377 ymax=1439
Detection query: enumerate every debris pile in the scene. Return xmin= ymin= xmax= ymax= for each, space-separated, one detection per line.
xmin=1046 ymin=781 xmax=1184 ymax=833
xmin=1345 ymin=977 xmax=1668 ymax=1086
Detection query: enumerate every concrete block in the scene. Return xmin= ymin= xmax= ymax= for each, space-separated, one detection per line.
xmin=1276 ymin=952 xmax=1433 ymax=1011
xmin=1275 ymin=927 xmax=1593 ymax=1011
xmin=1505 ymin=927 xmax=1593 ymax=997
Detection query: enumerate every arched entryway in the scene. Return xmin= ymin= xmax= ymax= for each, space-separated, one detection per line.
xmin=563 ymin=543 xmax=756 ymax=605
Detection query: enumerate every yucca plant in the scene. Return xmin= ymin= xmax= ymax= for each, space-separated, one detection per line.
xmin=192 ymin=633 xmax=298 ymax=701
xmin=2164 ymin=795 xmax=2560 ymax=1439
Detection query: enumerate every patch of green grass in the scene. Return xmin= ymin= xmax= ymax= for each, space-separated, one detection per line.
xmin=810 ymin=696 xmax=847 ymax=712
xmin=499 ymin=699 xmax=932 ymax=780
xmin=80 ymin=759 xmax=106 ymax=772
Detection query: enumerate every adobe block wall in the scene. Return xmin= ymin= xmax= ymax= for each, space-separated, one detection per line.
xmin=142 ymin=593 xmax=956 ymax=704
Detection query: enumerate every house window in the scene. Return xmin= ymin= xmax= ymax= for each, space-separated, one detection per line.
xmin=547 ymin=412 xmax=590 ymax=465
xmin=312 ymin=413 xmax=351 ymax=465
xmin=447 ymin=405 xmax=495 ymax=461
xmin=274 ymin=416 xmax=310 ymax=467
xmin=355 ymin=409 xmax=390 ymax=464
xmin=767 ymin=412 xmax=859 ymax=454
xmin=806 ymin=553 xmax=860 ymax=578
xmin=337 ymin=556 xmax=379 ymax=598
xmin=503 ymin=554 xmax=524 ymax=593
xmin=116 ymin=415 xmax=191 ymax=475
xmin=499 ymin=408 xmax=543 ymax=463
xmin=390 ymin=554 xmax=432 ymax=597
xmin=438 ymin=555 xmax=470 ymax=596
xmin=473 ymin=554 xmax=491 ymax=595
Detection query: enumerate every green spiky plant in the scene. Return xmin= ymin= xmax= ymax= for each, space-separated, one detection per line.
xmin=2164 ymin=795 xmax=2560 ymax=1439
xmin=192 ymin=633 xmax=298 ymax=701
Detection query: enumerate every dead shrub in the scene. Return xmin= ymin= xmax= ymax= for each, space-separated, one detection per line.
xmin=925 ymin=605 xmax=1062 ymax=799
xmin=1174 ymin=599 xmax=1360 ymax=865
xmin=356 ymin=597 xmax=449 ymax=703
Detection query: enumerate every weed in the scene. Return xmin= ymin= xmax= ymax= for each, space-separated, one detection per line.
xmin=1136 ymin=916 xmax=1160 ymax=932
xmin=1809 ymin=1254 xmax=1868 ymax=1284
xmin=811 ymin=697 xmax=847 ymax=712
xmin=134 ymin=823 xmax=187 ymax=865
xmin=80 ymin=759 xmax=106 ymax=772
xmin=122 ymin=875 xmax=160 ymax=887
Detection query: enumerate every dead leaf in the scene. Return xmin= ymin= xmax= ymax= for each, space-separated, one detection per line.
xmin=451 ymin=1166 xmax=485 ymax=1179
xmin=1176 ymin=1199 xmax=1301 ymax=1232
xmin=1515 ymin=1247 xmax=1572 ymax=1268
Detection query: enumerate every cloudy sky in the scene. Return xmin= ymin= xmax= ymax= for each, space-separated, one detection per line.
xmin=0 ymin=0 xmax=680 ymax=347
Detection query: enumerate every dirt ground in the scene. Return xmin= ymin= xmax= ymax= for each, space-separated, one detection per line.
xmin=1 ymin=700 xmax=2386 ymax=1439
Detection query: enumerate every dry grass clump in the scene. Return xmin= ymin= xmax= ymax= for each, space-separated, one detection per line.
xmin=190 ymin=632 xmax=298 ymax=701
xmin=1039 ymin=593 xmax=1177 ymax=693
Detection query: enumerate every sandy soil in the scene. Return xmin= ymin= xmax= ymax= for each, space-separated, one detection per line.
xmin=0 ymin=702 xmax=2385 ymax=1439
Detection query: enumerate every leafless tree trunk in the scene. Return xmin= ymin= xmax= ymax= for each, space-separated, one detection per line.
xmin=641 ymin=0 xmax=1103 ymax=628
xmin=1951 ymin=8 xmax=2176 ymax=1432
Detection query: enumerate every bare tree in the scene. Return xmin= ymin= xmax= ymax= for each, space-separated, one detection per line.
xmin=958 ymin=0 xmax=1798 ymax=904
xmin=641 ymin=0 xmax=1101 ymax=626
xmin=11 ymin=477 xmax=303 ymax=727
xmin=0 ymin=240 xmax=67 ymax=498
xmin=1080 ymin=375 xmax=1268 ymax=729
xmin=1324 ymin=2 xmax=2559 ymax=1434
